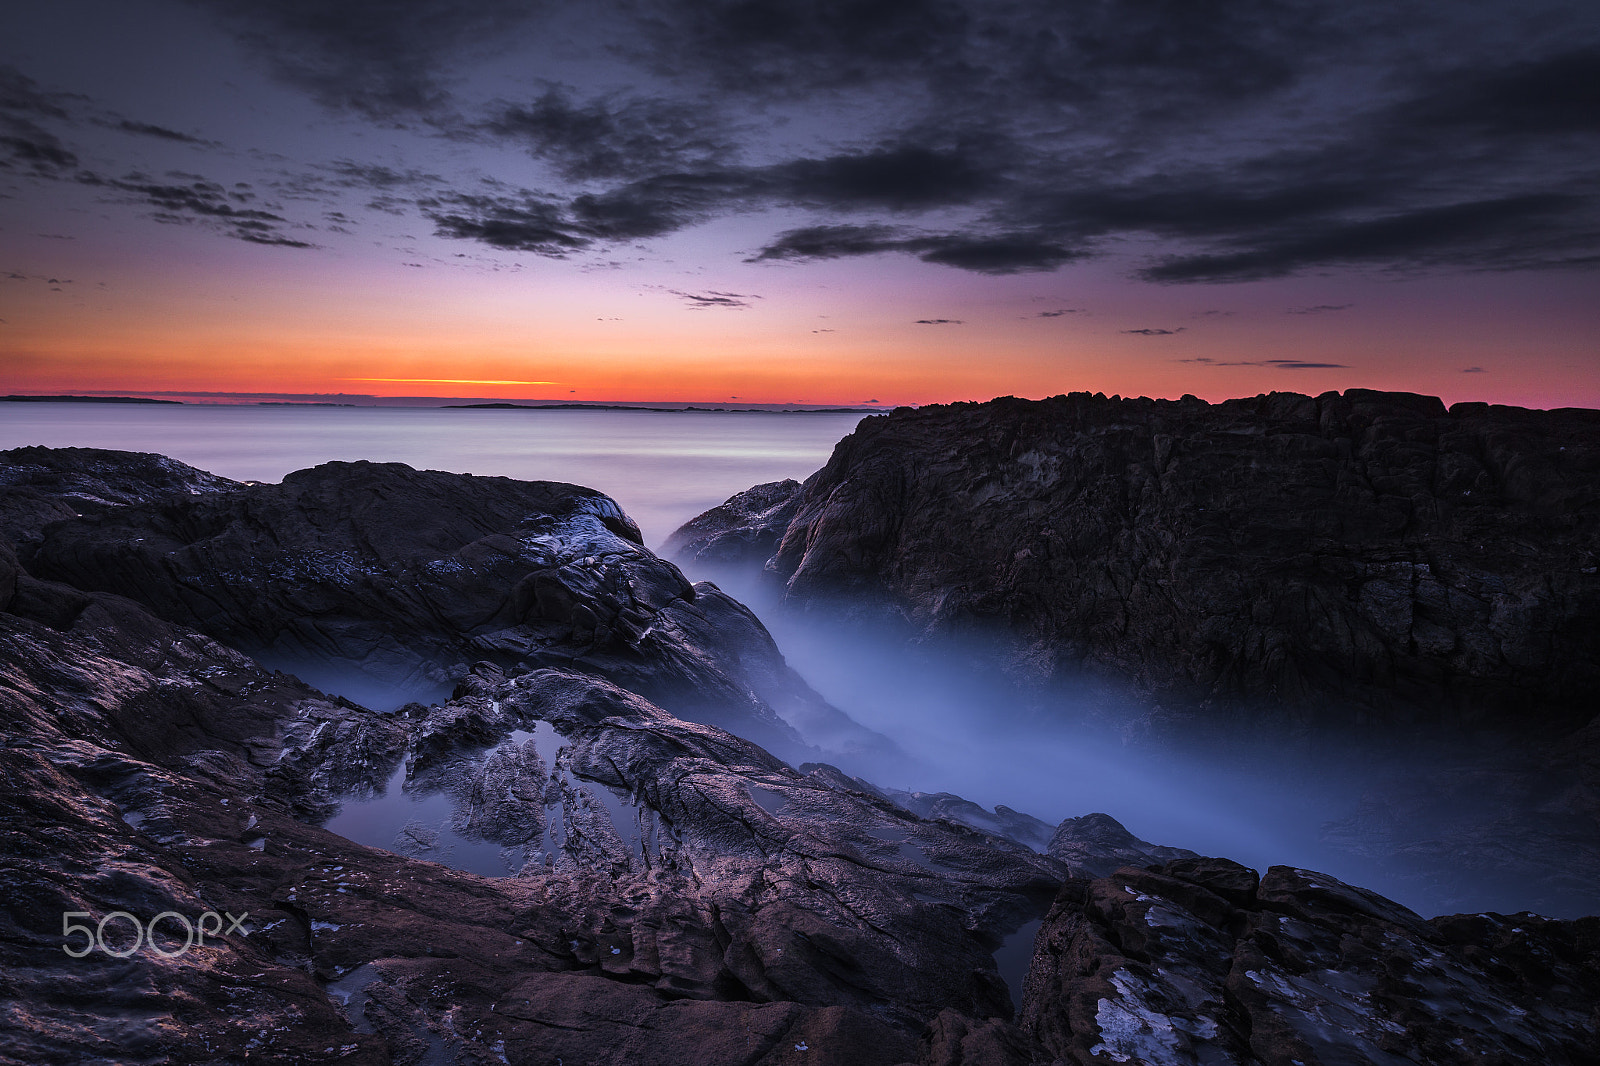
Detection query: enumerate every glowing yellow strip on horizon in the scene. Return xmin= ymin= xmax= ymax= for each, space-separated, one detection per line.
xmin=339 ymin=377 xmax=562 ymax=386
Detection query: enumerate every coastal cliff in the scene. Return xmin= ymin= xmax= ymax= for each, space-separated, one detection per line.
xmin=675 ymin=390 xmax=1600 ymax=730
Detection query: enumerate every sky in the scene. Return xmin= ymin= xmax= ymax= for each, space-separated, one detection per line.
xmin=1 ymin=0 xmax=1597 ymax=408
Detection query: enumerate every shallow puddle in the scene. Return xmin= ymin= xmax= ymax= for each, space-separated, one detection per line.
xmin=322 ymin=755 xmax=513 ymax=878
xmin=994 ymin=916 xmax=1044 ymax=1013
xmin=321 ymin=718 xmax=663 ymax=877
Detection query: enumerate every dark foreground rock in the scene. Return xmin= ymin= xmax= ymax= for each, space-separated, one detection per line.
xmin=1022 ymin=858 xmax=1600 ymax=1065
xmin=6 ymin=567 xmax=1597 ymax=1063
xmin=1 ymin=537 xmax=1059 ymax=1062
xmin=680 ymin=391 xmax=1600 ymax=729
xmin=19 ymin=458 xmax=890 ymax=764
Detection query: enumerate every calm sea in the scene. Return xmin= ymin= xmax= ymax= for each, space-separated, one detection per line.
xmin=0 ymin=404 xmax=867 ymax=546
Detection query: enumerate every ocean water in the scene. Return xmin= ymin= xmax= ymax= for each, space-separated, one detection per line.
xmin=0 ymin=403 xmax=867 ymax=546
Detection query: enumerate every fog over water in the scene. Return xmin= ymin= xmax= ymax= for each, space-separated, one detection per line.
xmin=4 ymin=403 xmax=1558 ymax=917
xmin=692 ymin=568 xmax=1409 ymax=906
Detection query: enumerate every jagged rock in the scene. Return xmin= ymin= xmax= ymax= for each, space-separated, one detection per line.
xmin=664 ymin=478 xmax=805 ymax=568
xmin=19 ymin=456 xmax=869 ymax=761
xmin=799 ymin=769 xmax=1060 ymax=853
xmin=686 ymin=391 xmax=1600 ymax=728
xmin=1020 ymin=859 xmax=1600 ymax=1065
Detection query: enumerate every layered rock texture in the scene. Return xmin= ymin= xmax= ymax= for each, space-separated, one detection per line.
xmin=681 ymin=390 xmax=1600 ymax=728
xmin=4 ymin=445 xmax=1598 ymax=1063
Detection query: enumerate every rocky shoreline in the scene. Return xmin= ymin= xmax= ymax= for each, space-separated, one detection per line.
xmin=671 ymin=390 xmax=1600 ymax=923
xmin=673 ymin=390 xmax=1600 ymax=724
xmin=3 ymin=437 xmax=1598 ymax=1063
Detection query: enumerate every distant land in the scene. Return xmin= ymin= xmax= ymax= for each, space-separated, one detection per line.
xmin=2 ymin=395 xmax=182 ymax=404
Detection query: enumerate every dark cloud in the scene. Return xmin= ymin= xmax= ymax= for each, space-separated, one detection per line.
xmin=189 ymin=0 xmax=538 ymax=118
xmin=632 ymin=0 xmax=1326 ymax=109
xmin=1461 ymin=366 xmax=1487 ymax=373
xmin=0 ymin=68 xmax=79 ymax=176
xmin=0 ymin=126 xmax=78 ymax=175
xmin=916 ymin=234 xmax=1078 ymax=273
xmin=114 ymin=119 xmax=207 ymax=143
xmin=1395 ymin=47 xmax=1600 ymax=139
xmin=0 ymin=65 xmax=74 ymax=119
xmin=668 ymin=289 xmax=757 ymax=309
xmin=426 ymin=194 xmax=587 ymax=254
xmin=748 ymin=223 xmax=902 ymax=259
xmin=318 ymin=160 xmax=444 ymax=190
xmin=750 ymin=224 xmax=1078 ymax=274
xmin=1179 ymin=357 xmax=1350 ymax=369
xmin=768 ymin=143 xmax=999 ymax=211
xmin=86 ymin=174 xmax=313 ymax=247
xmin=485 ymin=88 xmax=728 ymax=182
xmin=1137 ymin=194 xmax=1592 ymax=282
xmin=1264 ymin=360 xmax=1349 ymax=369
xmin=23 ymin=3 xmax=1594 ymax=284
xmin=915 ymin=318 xmax=962 ymax=325
xmin=1124 ymin=327 xmax=1184 ymax=335
xmin=1288 ymin=304 xmax=1353 ymax=314
xmin=1033 ymin=308 xmax=1083 ymax=317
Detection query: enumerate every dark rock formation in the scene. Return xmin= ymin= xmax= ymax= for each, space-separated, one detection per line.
xmin=0 ymin=444 xmax=237 ymax=551
xmin=7 ymin=573 xmax=1596 ymax=1062
xmin=1021 ymin=858 xmax=1600 ymax=1064
xmin=670 ymin=391 xmax=1600 ymax=918
xmin=20 ymin=458 xmax=876 ymax=762
xmin=681 ymin=391 xmax=1600 ymax=729
xmin=665 ymin=478 xmax=804 ymax=568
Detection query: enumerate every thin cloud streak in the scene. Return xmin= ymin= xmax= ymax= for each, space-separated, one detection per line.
xmin=340 ymin=377 xmax=562 ymax=385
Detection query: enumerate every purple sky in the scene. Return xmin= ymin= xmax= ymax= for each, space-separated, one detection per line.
xmin=2 ymin=0 xmax=1597 ymax=406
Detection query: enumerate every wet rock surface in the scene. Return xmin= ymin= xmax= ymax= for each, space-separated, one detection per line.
xmin=5 ymin=445 xmax=1598 ymax=1064
xmin=1 ymin=544 xmax=1061 ymax=1062
xmin=1021 ymin=859 xmax=1600 ymax=1065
